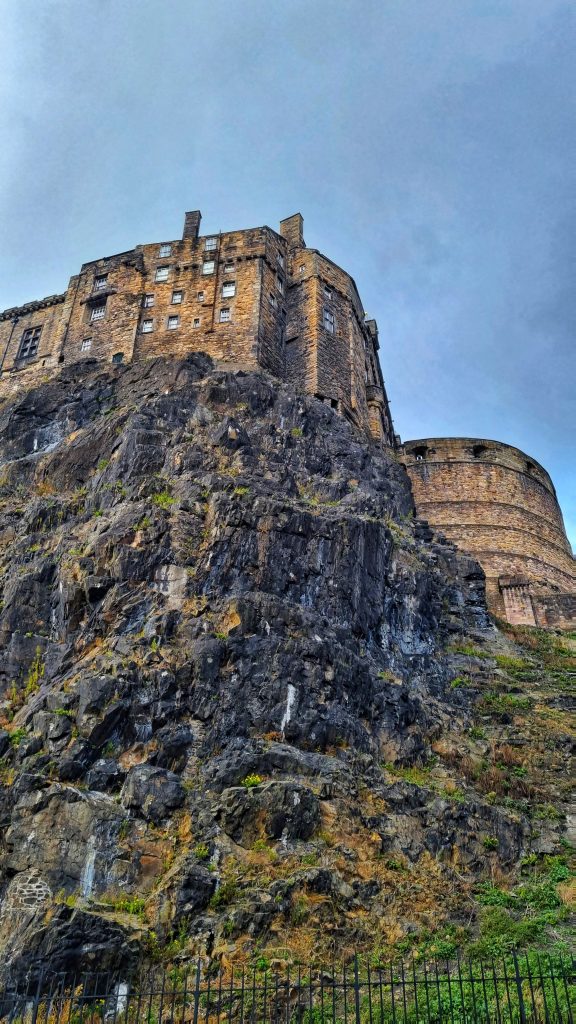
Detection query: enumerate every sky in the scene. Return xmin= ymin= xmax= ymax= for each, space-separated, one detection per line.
xmin=0 ymin=0 xmax=574 ymax=547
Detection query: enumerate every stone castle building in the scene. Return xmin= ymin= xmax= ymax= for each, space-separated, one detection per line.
xmin=0 ymin=210 xmax=574 ymax=628
xmin=401 ymin=438 xmax=575 ymax=630
xmin=0 ymin=211 xmax=393 ymax=447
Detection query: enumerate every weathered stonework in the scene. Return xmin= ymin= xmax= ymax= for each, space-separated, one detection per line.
xmin=0 ymin=212 xmax=394 ymax=446
xmin=400 ymin=438 xmax=576 ymax=627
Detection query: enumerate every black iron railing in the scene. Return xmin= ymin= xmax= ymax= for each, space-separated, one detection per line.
xmin=0 ymin=953 xmax=573 ymax=1024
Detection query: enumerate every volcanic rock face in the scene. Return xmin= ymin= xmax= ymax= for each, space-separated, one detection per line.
xmin=0 ymin=355 xmax=561 ymax=980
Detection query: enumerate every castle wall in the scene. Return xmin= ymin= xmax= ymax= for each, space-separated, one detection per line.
xmin=0 ymin=211 xmax=392 ymax=445
xmin=0 ymin=296 xmax=66 ymax=377
xmin=400 ymin=437 xmax=575 ymax=624
xmin=281 ymin=218 xmax=394 ymax=444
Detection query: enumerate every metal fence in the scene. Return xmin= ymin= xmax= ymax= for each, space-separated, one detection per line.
xmin=0 ymin=954 xmax=573 ymax=1024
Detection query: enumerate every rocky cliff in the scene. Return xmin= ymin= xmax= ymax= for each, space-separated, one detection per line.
xmin=0 ymin=356 xmax=572 ymax=982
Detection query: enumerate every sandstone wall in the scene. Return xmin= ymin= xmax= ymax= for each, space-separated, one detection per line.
xmin=0 ymin=211 xmax=393 ymax=445
xmin=400 ymin=437 xmax=575 ymax=623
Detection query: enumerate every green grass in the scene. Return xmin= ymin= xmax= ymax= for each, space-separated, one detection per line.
xmin=151 ymin=491 xmax=175 ymax=509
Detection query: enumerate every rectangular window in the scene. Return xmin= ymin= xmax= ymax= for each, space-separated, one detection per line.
xmin=90 ymin=302 xmax=106 ymax=322
xmin=204 ymin=237 xmax=217 ymax=251
xmin=197 ymin=290 xmax=205 ymax=301
xmin=18 ymin=325 xmax=42 ymax=359
xmin=224 ymin=261 xmax=234 ymax=272
xmin=167 ymin=315 xmax=179 ymax=330
xmin=155 ymin=266 xmax=169 ymax=282
xmin=81 ymin=338 xmax=92 ymax=352
xmin=323 ymin=308 xmax=335 ymax=333
xmin=171 ymin=290 xmax=183 ymax=304
xmin=278 ymin=254 xmax=285 ymax=269
xmin=202 ymin=261 xmax=215 ymax=275
xmin=94 ymin=274 xmax=108 ymax=290
xmin=159 ymin=243 xmax=172 ymax=257
xmin=193 ymin=317 xmax=201 ymax=328
xmin=219 ymin=308 xmax=231 ymax=322
xmin=269 ymin=293 xmax=277 ymax=308
xmin=323 ymin=285 xmax=333 ymax=299
xmin=222 ymin=281 xmax=236 ymax=298
xmin=143 ymin=293 xmax=155 ymax=308
xmin=299 ymin=264 xmax=305 ymax=273
xmin=141 ymin=319 xmax=154 ymax=333
xmin=276 ymin=276 xmax=284 ymax=294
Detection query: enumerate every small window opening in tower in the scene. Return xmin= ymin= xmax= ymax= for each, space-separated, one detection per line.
xmin=472 ymin=444 xmax=487 ymax=458
xmin=323 ymin=308 xmax=335 ymax=333
xmin=413 ymin=445 xmax=428 ymax=461
xmin=526 ymin=461 xmax=536 ymax=473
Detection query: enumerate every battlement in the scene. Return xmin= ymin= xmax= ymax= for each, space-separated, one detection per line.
xmin=0 ymin=211 xmax=395 ymax=446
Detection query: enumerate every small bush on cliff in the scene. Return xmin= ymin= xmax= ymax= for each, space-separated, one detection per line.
xmin=151 ymin=491 xmax=174 ymax=509
xmin=241 ymin=773 xmax=263 ymax=788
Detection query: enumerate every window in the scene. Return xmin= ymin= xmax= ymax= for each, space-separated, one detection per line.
xmin=167 ymin=315 xmax=180 ymax=330
xmin=299 ymin=263 xmax=305 ymax=273
xmin=94 ymin=274 xmax=108 ymax=290
xmin=193 ymin=317 xmax=201 ymax=327
xmin=112 ymin=352 xmax=124 ymax=364
xmin=205 ymin=237 xmax=217 ymax=251
xmin=222 ymin=281 xmax=236 ymax=298
xmin=323 ymin=308 xmax=335 ymax=333
xmin=472 ymin=444 xmax=487 ymax=458
xmin=413 ymin=445 xmax=428 ymax=461
xmin=278 ymin=254 xmax=285 ymax=269
xmin=171 ymin=290 xmax=183 ymax=304
xmin=202 ymin=261 xmax=215 ymax=275
xmin=323 ymin=285 xmax=333 ymax=299
xmin=224 ymin=261 xmax=234 ymax=272
xmin=90 ymin=302 xmax=106 ymax=322
xmin=219 ymin=308 xmax=231 ymax=322
xmin=18 ymin=326 xmax=42 ymax=359
xmin=276 ymin=276 xmax=284 ymax=294
xmin=269 ymin=293 xmax=277 ymax=308
xmin=143 ymin=294 xmax=155 ymax=308
xmin=197 ymin=290 xmax=205 ymax=301
xmin=141 ymin=319 xmax=154 ymax=333
xmin=155 ymin=266 xmax=169 ymax=282
xmin=159 ymin=243 xmax=172 ymax=257
xmin=81 ymin=338 xmax=92 ymax=352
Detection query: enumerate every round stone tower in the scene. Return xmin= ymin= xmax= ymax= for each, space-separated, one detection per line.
xmin=400 ymin=437 xmax=576 ymax=628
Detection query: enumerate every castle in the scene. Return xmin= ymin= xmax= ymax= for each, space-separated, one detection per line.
xmin=0 ymin=210 xmax=574 ymax=628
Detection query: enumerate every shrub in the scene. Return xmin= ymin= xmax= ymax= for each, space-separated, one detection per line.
xmin=241 ymin=773 xmax=263 ymax=788
xmin=209 ymin=879 xmax=237 ymax=909
xmin=483 ymin=836 xmax=499 ymax=850
xmin=151 ymin=491 xmax=175 ymax=509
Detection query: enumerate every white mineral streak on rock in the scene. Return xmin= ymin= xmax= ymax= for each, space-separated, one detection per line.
xmin=280 ymin=684 xmax=296 ymax=739
xmin=80 ymin=837 xmax=97 ymax=898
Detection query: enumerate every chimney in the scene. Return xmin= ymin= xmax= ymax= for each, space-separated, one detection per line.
xmin=279 ymin=213 xmax=305 ymax=250
xmin=183 ymin=210 xmax=202 ymax=241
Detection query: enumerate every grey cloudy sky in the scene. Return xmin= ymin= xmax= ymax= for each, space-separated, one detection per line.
xmin=1 ymin=0 xmax=574 ymax=546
